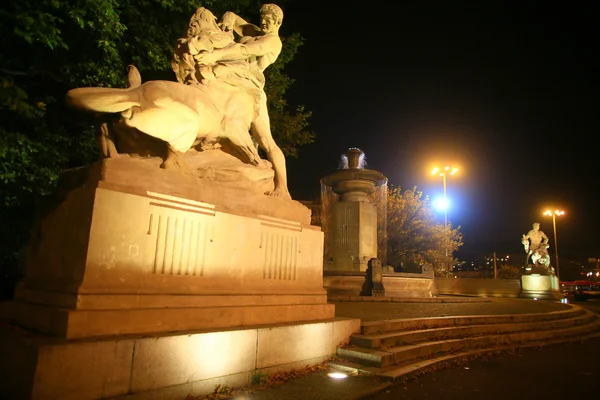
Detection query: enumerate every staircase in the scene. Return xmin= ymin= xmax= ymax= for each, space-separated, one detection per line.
xmin=329 ymin=304 xmax=600 ymax=380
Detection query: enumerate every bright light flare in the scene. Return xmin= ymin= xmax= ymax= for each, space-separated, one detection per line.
xmin=433 ymin=197 xmax=449 ymax=211
xmin=328 ymin=372 xmax=348 ymax=379
xmin=544 ymin=209 xmax=565 ymax=216
xmin=431 ymin=166 xmax=459 ymax=176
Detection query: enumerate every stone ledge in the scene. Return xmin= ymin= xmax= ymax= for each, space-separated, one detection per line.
xmin=58 ymin=157 xmax=311 ymax=225
xmin=4 ymin=301 xmax=336 ymax=339
xmin=0 ymin=318 xmax=360 ymax=400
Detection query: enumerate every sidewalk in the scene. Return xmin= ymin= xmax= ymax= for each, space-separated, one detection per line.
xmin=189 ymin=296 xmax=572 ymax=400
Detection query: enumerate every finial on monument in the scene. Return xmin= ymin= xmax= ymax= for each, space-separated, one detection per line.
xmin=343 ymin=148 xmax=366 ymax=170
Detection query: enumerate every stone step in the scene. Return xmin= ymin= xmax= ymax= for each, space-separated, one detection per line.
xmin=329 ymin=329 xmax=600 ymax=381
xmin=338 ymin=312 xmax=600 ymax=368
xmin=351 ymin=312 xmax=597 ymax=349
xmin=360 ymin=307 xmax=584 ymax=335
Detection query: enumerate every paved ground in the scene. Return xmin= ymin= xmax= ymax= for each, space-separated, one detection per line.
xmin=361 ymin=336 xmax=600 ymax=399
xmin=191 ymin=297 xmax=588 ymax=400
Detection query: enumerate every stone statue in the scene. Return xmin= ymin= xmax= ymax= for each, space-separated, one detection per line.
xmin=66 ymin=4 xmax=291 ymax=199
xmin=522 ymin=222 xmax=553 ymax=274
xmin=194 ymin=3 xmax=290 ymax=199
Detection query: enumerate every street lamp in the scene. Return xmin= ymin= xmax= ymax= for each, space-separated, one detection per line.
xmin=431 ymin=166 xmax=459 ymax=273
xmin=431 ymin=166 xmax=459 ymax=229
xmin=543 ymin=209 xmax=565 ymax=279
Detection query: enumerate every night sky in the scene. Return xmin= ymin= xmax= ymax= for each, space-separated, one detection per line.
xmin=278 ymin=0 xmax=598 ymax=260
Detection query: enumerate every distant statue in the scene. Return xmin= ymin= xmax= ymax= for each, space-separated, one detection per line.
xmin=522 ymin=222 xmax=553 ymax=274
xmin=66 ymin=4 xmax=291 ymax=198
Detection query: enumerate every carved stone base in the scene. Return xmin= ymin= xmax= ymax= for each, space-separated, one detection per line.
xmin=520 ymin=275 xmax=562 ymax=300
xmin=3 ymin=161 xmax=331 ymax=338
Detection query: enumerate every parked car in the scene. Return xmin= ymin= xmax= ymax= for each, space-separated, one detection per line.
xmin=560 ymin=280 xmax=600 ymax=302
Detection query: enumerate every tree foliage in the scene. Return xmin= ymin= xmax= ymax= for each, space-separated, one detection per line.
xmin=386 ymin=186 xmax=463 ymax=271
xmin=0 ymin=0 xmax=313 ymax=288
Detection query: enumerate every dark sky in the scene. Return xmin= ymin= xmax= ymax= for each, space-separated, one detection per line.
xmin=277 ymin=0 xmax=598 ymax=260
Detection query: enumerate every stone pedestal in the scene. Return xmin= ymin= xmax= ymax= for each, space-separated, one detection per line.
xmin=3 ymin=158 xmax=334 ymax=339
xmin=0 ymin=158 xmax=351 ymax=399
xmin=328 ymin=201 xmax=377 ymax=272
xmin=520 ymin=274 xmax=562 ymax=300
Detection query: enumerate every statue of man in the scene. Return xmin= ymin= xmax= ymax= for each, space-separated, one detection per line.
xmin=194 ymin=4 xmax=290 ymax=199
xmin=522 ymin=222 xmax=550 ymax=266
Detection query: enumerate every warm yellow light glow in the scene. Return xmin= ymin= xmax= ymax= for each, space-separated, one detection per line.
xmin=328 ymin=372 xmax=348 ymax=379
xmin=544 ymin=209 xmax=565 ymax=216
xmin=431 ymin=166 xmax=459 ymax=177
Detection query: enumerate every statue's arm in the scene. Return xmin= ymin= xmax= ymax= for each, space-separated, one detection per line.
xmin=195 ymin=36 xmax=281 ymax=64
xmin=221 ymin=11 xmax=261 ymax=37
xmin=541 ymin=231 xmax=549 ymax=243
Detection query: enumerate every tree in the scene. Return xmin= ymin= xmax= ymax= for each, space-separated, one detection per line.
xmin=0 ymin=0 xmax=313 ymax=295
xmin=386 ymin=186 xmax=463 ymax=273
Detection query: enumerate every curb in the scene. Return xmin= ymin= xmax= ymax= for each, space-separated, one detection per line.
xmin=329 ymin=296 xmax=492 ymax=303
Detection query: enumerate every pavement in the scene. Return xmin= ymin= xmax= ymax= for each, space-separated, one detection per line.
xmin=189 ymin=296 xmax=581 ymax=400
xmin=361 ymin=335 xmax=600 ymax=399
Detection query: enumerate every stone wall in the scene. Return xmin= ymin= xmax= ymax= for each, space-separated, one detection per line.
xmin=435 ymin=277 xmax=521 ymax=297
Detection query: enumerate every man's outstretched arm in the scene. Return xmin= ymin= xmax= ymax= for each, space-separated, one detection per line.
xmin=194 ymin=36 xmax=280 ymax=64
xmin=220 ymin=11 xmax=261 ymax=37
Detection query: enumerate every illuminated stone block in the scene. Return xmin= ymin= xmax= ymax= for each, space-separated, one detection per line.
xmin=0 ymin=319 xmax=360 ymax=399
xmin=3 ymin=158 xmax=333 ymax=338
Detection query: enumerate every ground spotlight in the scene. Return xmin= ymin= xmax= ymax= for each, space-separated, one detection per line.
xmin=327 ymin=372 xmax=348 ymax=379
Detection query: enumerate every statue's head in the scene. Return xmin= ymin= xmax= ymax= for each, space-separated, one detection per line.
xmin=260 ymin=3 xmax=284 ymax=31
xmin=187 ymin=7 xmax=219 ymax=36
xmin=532 ymin=222 xmax=540 ymax=230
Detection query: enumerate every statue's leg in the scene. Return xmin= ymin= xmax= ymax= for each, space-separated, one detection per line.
xmin=161 ymin=147 xmax=194 ymax=172
xmin=250 ymin=96 xmax=290 ymax=199
xmin=222 ymin=118 xmax=262 ymax=166
xmin=99 ymin=122 xmax=121 ymax=158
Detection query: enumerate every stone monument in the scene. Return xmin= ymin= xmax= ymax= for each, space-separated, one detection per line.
xmin=320 ymin=148 xmax=388 ymax=272
xmin=0 ymin=5 xmax=359 ymax=399
xmin=320 ymin=149 xmax=434 ymax=298
xmin=519 ymin=222 xmax=561 ymax=299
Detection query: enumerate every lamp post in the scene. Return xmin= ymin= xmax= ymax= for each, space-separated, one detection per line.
xmin=431 ymin=166 xmax=459 ymax=229
xmin=431 ymin=166 xmax=458 ymax=273
xmin=543 ymin=209 xmax=565 ymax=279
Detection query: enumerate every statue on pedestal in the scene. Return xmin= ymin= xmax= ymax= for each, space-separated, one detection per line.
xmin=522 ymin=222 xmax=553 ymax=275
xmin=66 ymin=4 xmax=290 ymax=198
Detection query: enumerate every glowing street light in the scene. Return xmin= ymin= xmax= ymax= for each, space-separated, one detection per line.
xmin=431 ymin=166 xmax=459 ymax=273
xmin=431 ymin=166 xmax=459 ymax=229
xmin=543 ymin=209 xmax=565 ymax=279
